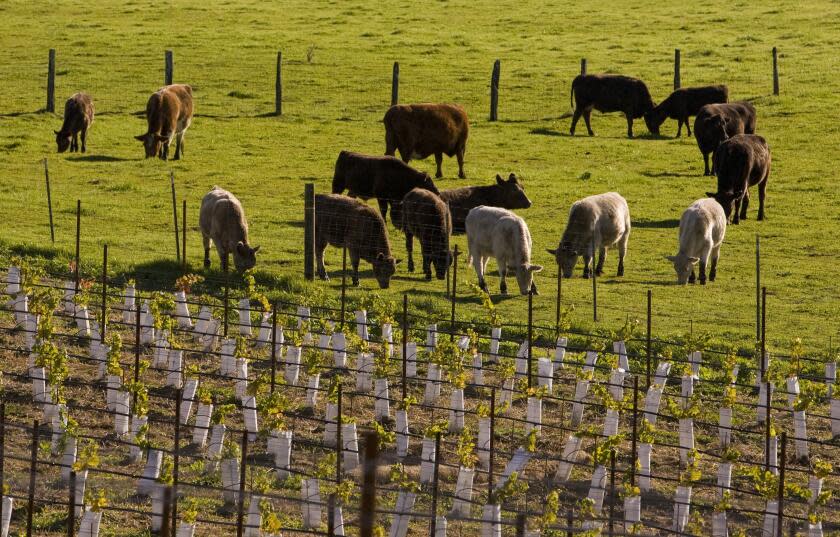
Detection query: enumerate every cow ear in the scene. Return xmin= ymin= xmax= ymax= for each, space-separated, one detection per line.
xmin=394 ymin=258 xmax=402 ymax=266
xmin=665 ymin=255 xmax=677 ymax=262
xmin=546 ymin=248 xmax=557 ymax=256
xmin=688 ymin=257 xmax=700 ymax=264
xmin=508 ymin=173 xmax=517 ymax=183
xmin=54 ymin=130 xmax=60 ymax=135
xmin=252 ymin=245 xmax=260 ymax=254
xmin=706 ymin=192 xmax=716 ymax=198
xmin=376 ymin=252 xmax=385 ymax=261
xmin=496 ymin=174 xmax=504 ymax=185
xmin=154 ymin=134 xmax=168 ymax=142
xmin=529 ymin=265 xmax=543 ymax=273
xmin=236 ymin=241 xmax=247 ymax=255
xmin=134 ymin=134 xmax=146 ymax=142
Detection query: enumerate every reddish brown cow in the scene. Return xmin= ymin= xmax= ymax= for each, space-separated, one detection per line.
xmin=706 ymin=134 xmax=771 ymax=225
xmin=135 ymin=84 xmax=194 ymax=160
xmin=55 ymin=93 xmax=94 ymax=153
xmin=383 ymin=103 xmax=469 ymax=179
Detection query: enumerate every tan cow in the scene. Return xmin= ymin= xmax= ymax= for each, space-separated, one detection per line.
xmin=135 ymin=84 xmax=193 ymax=160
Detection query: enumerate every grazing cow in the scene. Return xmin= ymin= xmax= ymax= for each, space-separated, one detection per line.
xmin=331 ymin=150 xmax=439 ymax=223
xmin=383 ymin=103 xmax=469 ymax=178
xmin=401 ymin=189 xmax=452 ymax=281
xmin=135 ymin=84 xmax=194 ymax=160
xmin=570 ymin=74 xmax=655 ymax=138
xmin=439 ymin=174 xmax=532 ymax=235
xmin=644 ymin=85 xmax=728 ymax=137
xmin=315 ymin=194 xmax=399 ymax=289
xmin=547 ymin=192 xmax=631 ymax=279
xmin=465 ymin=206 xmax=542 ymax=295
xmin=693 ymin=102 xmax=756 ymax=175
xmin=666 ymin=198 xmax=727 ymax=285
xmin=55 ymin=93 xmax=94 ymax=153
xmin=199 ymin=186 xmax=260 ymax=272
xmin=706 ymin=134 xmax=771 ymax=224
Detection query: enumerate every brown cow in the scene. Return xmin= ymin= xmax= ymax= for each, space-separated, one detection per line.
xmin=644 ymin=85 xmax=728 ymax=137
xmin=135 ymin=84 xmax=193 ymax=160
xmin=383 ymin=103 xmax=469 ymax=179
xmin=693 ymin=102 xmax=756 ymax=175
xmin=706 ymin=134 xmax=770 ymax=225
xmin=570 ymin=74 xmax=655 ymax=138
xmin=55 ymin=93 xmax=94 ymax=153
xmin=315 ymin=194 xmax=399 ymax=289
xmin=400 ymin=188 xmax=452 ymax=281
xmin=438 ymin=174 xmax=532 ymax=234
xmin=331 ymin=151 xmax=439 ymax=223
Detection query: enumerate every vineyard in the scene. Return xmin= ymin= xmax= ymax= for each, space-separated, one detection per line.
xmin=0 ymin=263 xmax=837 ymax=536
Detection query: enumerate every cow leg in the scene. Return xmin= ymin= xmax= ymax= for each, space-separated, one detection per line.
xmin=405 ymin=233 xmax=415 ymax=273
xmin=456 ymin=146 xmax=466 ymax=179
xmin=595 ymin=247 xmax=606 ymax=277
xmin=698 ymin=256 xmax=708 ymax=285
xmin=739 ymin=191 xmax=750 ymax=221
xmin=570 ymin=108 xmax=581 ymax=136
xmin=731 ymin=197 xmax=742 ymax=225
xmin=385 ymin=131 xmax=397 ymax=156
xmin=202 ymin=233 xmax=211 ymax=268
xmin=703 ymin=153 xmax=711 ymax=176
xmin=676 ymin=119 xmax=683 ymax=138
xmin=709 ymin=245 xmax=720 ymax=282
xmin=71 ymin=132 xmax=79 ymax=152
xmin=498 ymin=262 xmax=508 ymax=295
xmin=422 ymin=251 xmax=432 ymax=281
xmin=472 ymin=252 xmax=487 ymax=293
xmin=350 ymin=251 xmax=361 ymax=287
xmin=685 ymin=116 xmax=692 ymax=136
xmin=377 ymin=199 xmax=389 ymax=223
xmin=617 ymin=232 xmax=628 ymax=277
xmin=758 ymin=179 xmax=767 ymax=221
xmin=625 ymin=114 xmax=634 ymax=138
xmin=173 ymin=133 xmax=183 ymax=160
xmin=80 ymin=128 xmax=88 ymax=153
xmin=582 ymin=253 xmax=592 ymax=279
xmin=583 ymin=108 xmax=595 ymax=136
xmin=316 ymin=238 xmax=329 ymax=280
xmin=434 ymin=153 xmax=443 ymax=179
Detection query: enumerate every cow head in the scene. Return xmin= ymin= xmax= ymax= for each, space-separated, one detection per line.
xmin=643 ymin=109 xmax=665 ymax=136
xmin=54 ymin=130 xmax=71 ymax=153
xmin=419 ymin=173 xmax=440 ymax=195
xmin=514 ymin=263 xmax=543 ymax=295
xmin=546 ymin=244 xmax=578 ymax=278
xmin=708 ymin=115 xmax=729 ymax=144
xmin=134 ymin=132 xmax=168 ymax=159
xmin=372 ymin=252 xmax=400 ymax=289
xmin=432 ymin=249 xmax=453 ymax=281
xmin=665 ymin=253 xmax=700 ymax=284
xmin=497 ymin=173 xmax=532 ymax=209
xmin=706 ymin=190 xmax=742 ymax=220
xmin=233 ymin=242 xmax=260 ymax=272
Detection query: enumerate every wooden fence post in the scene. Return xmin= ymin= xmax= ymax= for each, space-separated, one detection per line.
xmin=47 ymin=49 xmax=56 ymax=113
xmin=674 ymin=49 xmax=681 ymax=90
xmin=772 ymin=47 xmax=779 ymax=96
xmin=580 ymin=58 xmax=587 ymax=75
xmin=304 ymin=183 xmax=315 ymax=280
xmin=275 ymin=51 xmax=283 ymax=115
xmin=170 ymin=172 xmax=180 ymax=262
xmin=45 ymin=158 xmax=55 ymax=243
xmin=359 ymin=431 xmax=378 ymax=537
xmin=182 ymin=199 xmax=187 ymax=269
xmin=165 ymin=50 xmax=173 ymax=85
xmin=490 ymin=59 xmax=500 ymax=121
xmin=391 ymin=61 xmax=399 ymax=107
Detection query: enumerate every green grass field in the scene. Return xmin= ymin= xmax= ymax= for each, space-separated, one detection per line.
xmin=2 ymin=0 xmax=839 ymax=356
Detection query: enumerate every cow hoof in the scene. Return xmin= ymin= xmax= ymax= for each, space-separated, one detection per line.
xmin=617 ymin=269 xmax=624 ymax=277
xmin=478 ymin=282 xmax=488 ymax=293
xmin=407 ymin=262 xmax=415 ymax=273
xmin=582 ymin=272 xmax=590 ymax=279
xmin=352 ymin=279 xmax=360 ymax=287
xmin=758 ymin=215 xmax=765 ymax=221
xmin=569 ymin=129 xmax=575 ymax=136
xmin=458 ymin=172 xmax=466 ymax=179
xmin=587 ymin=131 xmax=595 ymax=137
xmin=595 ymin=269 xmax=603 ymax=277
xmin=424 ymin=274 xmax=432 ymax=281
xmin=203 ymin=259 xmax=211 ymax=268
xmin=709 ymin=274 xmax=716 ymax=282
xmin=435 ymin=172 xmax=443 ymax=179
xmin=700 ymin=279 xmax=707 ymax=285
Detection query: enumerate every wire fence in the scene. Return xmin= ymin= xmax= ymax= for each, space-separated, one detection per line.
xmin=0 ymin=269 xmax=837 ymax=535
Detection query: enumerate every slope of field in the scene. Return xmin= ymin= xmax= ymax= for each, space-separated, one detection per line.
xmin=1 ymin=0 xmax=839 ymax=354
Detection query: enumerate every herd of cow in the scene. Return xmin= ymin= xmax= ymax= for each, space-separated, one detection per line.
xmin=54 ymin=73 xmax=772 ymax=291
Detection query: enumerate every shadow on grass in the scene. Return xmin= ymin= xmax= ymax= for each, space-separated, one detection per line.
xmin=529 ymin=127 xmax=564 ymax=136
xmin=640 ymin=170 xmax=698 ymax=178
xmin=68 ymin=155 xmax=135 ymax=162
xmin=633 ymin=218 xmax=680 ymax=229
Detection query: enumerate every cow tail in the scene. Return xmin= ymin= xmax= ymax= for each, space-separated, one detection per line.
xmin=570 ymin=77 xmax=576 ymax=109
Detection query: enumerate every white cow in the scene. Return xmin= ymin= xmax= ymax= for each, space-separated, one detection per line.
xmin=547 ymin=192 xmax=630 ymax=279
xmin=666 ymin=198 xmax=726 ymax=284
xmin=465 ymin=206 xmax=542 ymax=295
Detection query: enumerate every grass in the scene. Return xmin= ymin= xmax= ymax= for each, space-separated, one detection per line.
xmin=1 ymin=0 xmax=840 ymax=357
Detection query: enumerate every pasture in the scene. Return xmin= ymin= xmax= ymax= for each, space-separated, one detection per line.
xmin=1 ymin=0 xmax=839 ymax=353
